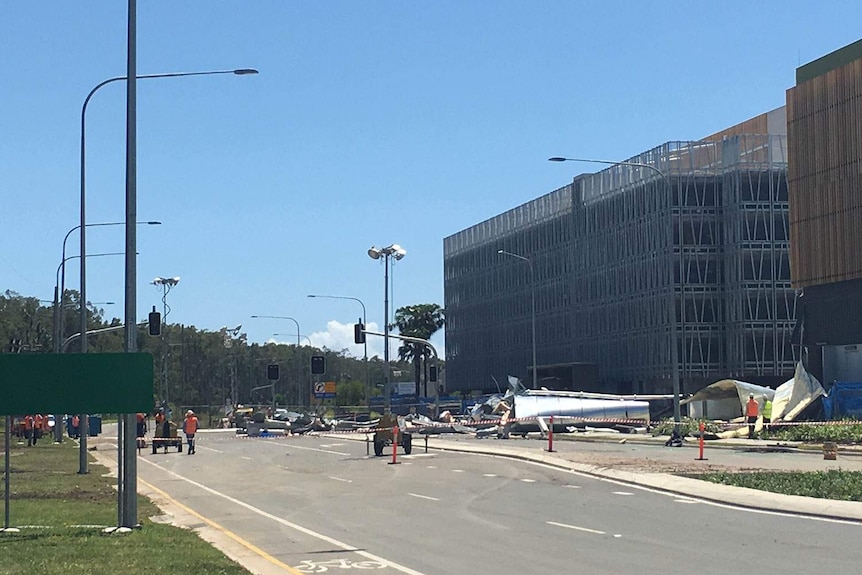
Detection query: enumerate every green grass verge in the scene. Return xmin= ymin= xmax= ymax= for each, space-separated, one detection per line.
xmin=1 ymin=438 xmax=252 ymax=574
xmin=696 ymin=469 xmax=862 ymax=501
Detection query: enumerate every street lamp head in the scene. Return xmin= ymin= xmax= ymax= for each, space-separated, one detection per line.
xmin=368 ymin=246 xmax=381 ymax=260
xmin=153 ymin=276 xmax=180 ymax=286
xmin=232 ymin=68 xmax=259 ymax=75
xmin=547 ymin=157 xmax=568 ymax=162
xmin=146 ymin=221 xmax=162 ymax=225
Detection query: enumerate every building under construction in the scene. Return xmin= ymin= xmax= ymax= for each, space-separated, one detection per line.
xmin=444 ymin=109 xmax=797 ymax=396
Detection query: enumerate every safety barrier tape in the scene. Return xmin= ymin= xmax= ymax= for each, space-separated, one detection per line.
xmin=231 ymin=415 xmax=653 ymax=439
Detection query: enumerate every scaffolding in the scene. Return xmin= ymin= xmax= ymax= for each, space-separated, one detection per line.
xmin=444 ymin=135 xmax=796 ymax=395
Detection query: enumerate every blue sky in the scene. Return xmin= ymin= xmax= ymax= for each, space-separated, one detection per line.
xmin=2 ymin=2 xmax=861 ymax=361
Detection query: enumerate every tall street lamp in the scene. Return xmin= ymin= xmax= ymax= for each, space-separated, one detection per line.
xmin=152 ymin=276 xmax=180 ymax=409
xmin=78 ymin=68 xmax=256 ymax=482
xmin=548 ymin=156 xmax=681 ymax=433
xmin=307 ymin=294 xmax=369 ymax=408
xmin=251 ymin=315 xmax=301 ymax=346
xmin=54 ymin=251 xmax=126 ymax=352
xmin=252 ymin=315 xmax=303 ymax=406
xmin=79 ymin=68 xmax=256 ymax=361
xmin=497 ymin=250 xmax=537 ymax=390
xmin=56 ymin=220 xmax=160 ymax=350
xmin=367 ymin=244 xmax=406 ymax=414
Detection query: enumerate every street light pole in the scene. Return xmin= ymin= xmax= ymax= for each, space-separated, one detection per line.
xmin=548 ymin=156 xmax=681 ymax=433
xmin=367 ymin=245 xmax=407 ymax=414
xmin=152 ymin=277 xmax=180 ymax=409
xmin=306 ymin=294 xmax=369 ymax=408
xmin=251 ymin=315 xmax=302 ymax=406
xmin=497 ymin=250 xmax=537 ymax=390
xmin=57 ymin=220 xmax=160 ymax=348
xmin=78 ymin=66 xmax=257 ymax=478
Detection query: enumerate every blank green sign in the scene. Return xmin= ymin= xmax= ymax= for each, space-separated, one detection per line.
xmin=0 ymin=353 xmax=153 ymax=415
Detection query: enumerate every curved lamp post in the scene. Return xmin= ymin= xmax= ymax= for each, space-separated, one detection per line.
xmin=367 ymin=244 xmax=406 ymax=414
xmin=78 ymin=67 xmax=257 ymax=477
xmin=252 ymin=315 xmax=303 ymax=406
xmin=80 ymin=68 xmax=257 ymax=360
xmin=497 ymin=250 xmax=537 ymax=390
xmin=548 ymin=156 xmax=680 ymax=433
xmin=55 ymin=220 xmax=160 ymax=352
xmin=307 ymin=294 xmax=369 ymax=408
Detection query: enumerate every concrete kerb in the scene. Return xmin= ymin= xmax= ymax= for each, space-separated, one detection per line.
xmin=322 ymin=431 xmax=862 ymax=523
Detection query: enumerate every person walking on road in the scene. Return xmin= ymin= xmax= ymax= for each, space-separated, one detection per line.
xmin=183 ymin=410 xmax=199 ymax=455
xmin=746 ymin=393 xmax=760 ymax=439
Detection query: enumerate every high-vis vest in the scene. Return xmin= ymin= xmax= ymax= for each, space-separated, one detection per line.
xmin=746 ymin=398 xmax=759 ymax=417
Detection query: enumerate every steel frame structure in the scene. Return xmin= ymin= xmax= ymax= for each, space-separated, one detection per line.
xmin=444 ymin=133 xmax=796 ymax=395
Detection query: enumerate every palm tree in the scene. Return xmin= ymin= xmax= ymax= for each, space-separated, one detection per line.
xmin=393 ymin=303 xmax=445 ymax=396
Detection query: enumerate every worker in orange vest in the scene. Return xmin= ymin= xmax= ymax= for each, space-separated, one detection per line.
xmin=24 ymin=414 xmax=35 ymax=446
xmin=33 ymin=414 xmax=44 ymax=445
xmin=183 ymin=410 xmax=199 ymax=455
xmin=746 ymin=393 xmax=760 ymax=439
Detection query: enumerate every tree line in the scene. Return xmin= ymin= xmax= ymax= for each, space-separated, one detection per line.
xmin=1 ymin=290 xmax=444 ymax=416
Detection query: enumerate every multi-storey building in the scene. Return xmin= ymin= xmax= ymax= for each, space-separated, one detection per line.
xmin=444 ymin=109 xmax=796 ymax=396
xmin=787 ymin=39 xmax=862 ymax=385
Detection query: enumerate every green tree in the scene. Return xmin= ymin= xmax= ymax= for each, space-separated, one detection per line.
xmin=393 ymin=303 xmax=444 ymax=396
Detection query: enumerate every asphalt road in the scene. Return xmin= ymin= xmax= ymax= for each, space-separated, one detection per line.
xmin=95 ymin=429 xmax=862 ymax=575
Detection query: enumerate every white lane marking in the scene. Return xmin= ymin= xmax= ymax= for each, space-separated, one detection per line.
xmin=402 ymin=453 xmax=434 ymax=458
xmin=614 ymin=534 xmax=622 ymax=538
xmin=319 ymin=443 xmax=344 ymax=448
xmin=521 ymin=478 xmax=536 ymax=483
xmin=613 ymin=491 xmax=633 ymax=496
xmin=408 ymin=493 xmax=440 ymax=501
xmin=282 ymin=444 xmax=350 ymax=456
xmin=277 ymin=465 xmax=290 ymax=471
xmin=547 ymin=521 xmax=605 ymax=535
xmin=483 ymin=474 xmax=497 ymax=478
xmin=198 ymin=446 xmax=222 ymax=453
xmin=425 ymin=465 xmax=437 ymax=469
xmin=329 ymin=476 xmax=352 ymax=483
xmin=140 ymin=458 xmax=428 ymax=575
xmin=241 ymin=456 xmax=252 ymax=460
xmin=675 ymin=499 xmax=698 ymax=504
xmin=452 ymin=469 xmax=464 ymax=473
xmin=564 ymin=485 xmax=581 ymax=489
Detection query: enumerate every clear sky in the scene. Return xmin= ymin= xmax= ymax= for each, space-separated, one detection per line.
xmin=2 ymin=2 xmax=860 ymax=361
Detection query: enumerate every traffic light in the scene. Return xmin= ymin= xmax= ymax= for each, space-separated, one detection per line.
xmin=429 ymin=365 xmax=438 ymax=382
xmin=354 ymin=321 xmax=365 ymax=344
xmin=311 ymin=355 xmax=325 ymax=375
xmin=148 ymin=306 xmax=161 ymax=336
xmin=267 ymin=364 xmax=280 ymax=381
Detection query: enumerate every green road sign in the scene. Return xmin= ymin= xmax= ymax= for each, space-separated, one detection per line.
xmin=0 ymin=353 xmax=154 ymax=415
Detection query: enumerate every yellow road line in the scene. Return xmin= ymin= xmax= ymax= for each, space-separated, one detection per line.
xmin=140 ymin=478 xmax=304 ymax=575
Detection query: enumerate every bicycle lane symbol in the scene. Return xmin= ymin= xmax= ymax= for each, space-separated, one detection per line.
xmin=293 ymin=557 xmax=388 ymax=573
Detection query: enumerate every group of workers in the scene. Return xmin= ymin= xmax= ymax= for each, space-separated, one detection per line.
xmin=745 ymin=393 xmax=774 ymax=439
xmin=15 ymin=414 xmax=52 ymax=446
xmin=138 ymin=409 xmax=199 ymax=454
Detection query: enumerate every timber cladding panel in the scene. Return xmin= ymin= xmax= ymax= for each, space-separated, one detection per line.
xmin=787 ymin=56 xmax=862 ymax=288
